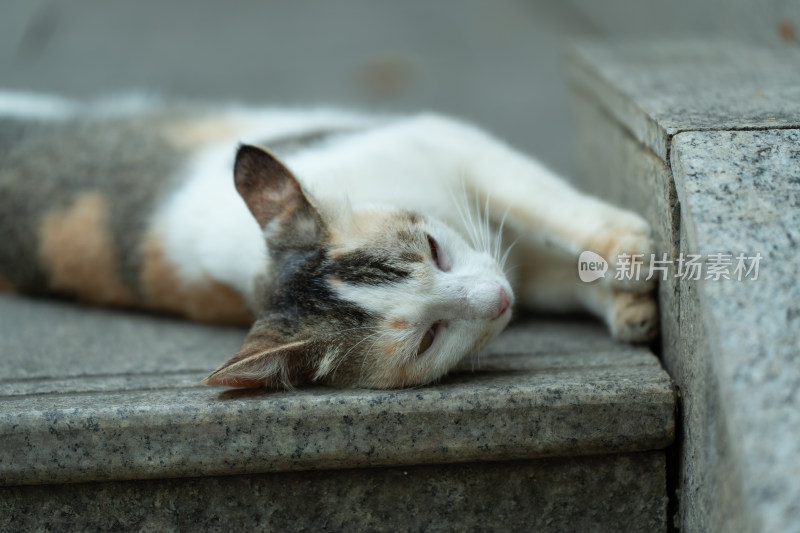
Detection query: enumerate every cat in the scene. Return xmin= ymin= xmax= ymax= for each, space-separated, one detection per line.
xmin=0 ymin=92 xmax=658 ymax=389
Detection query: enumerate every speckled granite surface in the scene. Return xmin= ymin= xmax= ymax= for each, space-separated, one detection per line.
xmin=671 ymin=130 xmax=800 ymax=533
xmin=0 ymin=293 xmax=675 ymax=487
xmin=0 ymin=453 xmax=667 ymax=533
xmin=570 ymin=42 xmax=800 ymax=533
xmin=569 ymin=41 xmax=800 ymax=160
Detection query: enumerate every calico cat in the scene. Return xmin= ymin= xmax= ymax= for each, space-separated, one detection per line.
xmin=0 ymin=92 xmax=658 ymax=389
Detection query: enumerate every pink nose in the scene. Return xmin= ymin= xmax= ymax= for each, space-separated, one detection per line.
xmin=494 ymin=287 xmax=510 ymax=318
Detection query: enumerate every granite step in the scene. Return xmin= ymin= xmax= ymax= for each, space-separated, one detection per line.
xmin=0 ymin=293 xmax=674 ymax=531
xmin=568 ymin=41 xmax=800 ymax=533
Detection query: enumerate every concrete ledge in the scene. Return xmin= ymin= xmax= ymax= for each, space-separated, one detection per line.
xmin=0 ymin=294 xmax=675 ymax=486
xmin=0 ymin=453 xmax=667 ymax=533
xmin=570 ymin=41 xmax=800 ymax=533
xmin=671 ymin=129 xmax=800 ymax=532
xmin=568 ymin=40 xmax=800 ymax=160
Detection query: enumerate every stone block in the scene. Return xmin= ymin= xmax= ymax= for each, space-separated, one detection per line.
xmin=569 ymin=41 xmax=800 ymax=160
xmin=569 ymin=41 xmax=800 ymax=532
xmin=671 ymin=129 xmax=800 ymax=533
xmin=1 ymin=453 xmax=667 ymax=533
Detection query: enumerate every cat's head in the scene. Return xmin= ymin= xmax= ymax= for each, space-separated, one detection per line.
xmin=202 ymin=145 xmax=513 ymax=389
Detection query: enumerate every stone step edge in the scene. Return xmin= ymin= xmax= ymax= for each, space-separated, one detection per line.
xmin=1 ymin=374 xmax=675 ymax=486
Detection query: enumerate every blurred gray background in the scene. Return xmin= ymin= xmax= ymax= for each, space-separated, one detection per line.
xmin=1 ymin=0 xmax=797 ymax=178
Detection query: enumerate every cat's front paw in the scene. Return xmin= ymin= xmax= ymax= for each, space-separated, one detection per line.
xmin=607 ymin=290 xmax=659 ymax=343
xmin=590 ymin=215 xmax=656 ymax=293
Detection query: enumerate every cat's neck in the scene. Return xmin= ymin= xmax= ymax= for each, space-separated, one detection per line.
xmin=151 ymin=144 xmax=268 ymax=296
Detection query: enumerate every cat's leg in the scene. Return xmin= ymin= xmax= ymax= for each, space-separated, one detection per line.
xmin=413 ymin=115 xmax=658 ymax=340
xmin=511 ymin=244 xmax=659 ymax=342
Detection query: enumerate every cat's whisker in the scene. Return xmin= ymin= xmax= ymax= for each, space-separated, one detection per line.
xmin=326 ymin=325 xmax=381 ymax=376
xmin=327 ymin=343 xmax=350 ymax=379
xmin=483 ymin=191 xmax=492 ymax=257
xmin=330 ymin=331 xmax=382 ymax=379
xmin=500 ymin=238 xmax=519 ymax=270
xmin=459 ymin=179 xmax=482 ymax=250
xmin=449 ymin=181 xmax=479 ymax=250
xmin=494 ymin=207 xmax=511 ymax=263
xmin=502 ymin=262 xmax=525 ymax=279
xmin=474 ymin=187 xmax=485 ymax=252
xmin=469 ymin=186 xmax=480 ymax=251
xmin=330 ymin=325 xmax=379 ymax=336
xmin=473 ymin=188 xmax=486 ymax=254
xmin=449 ymin=179 xmax=469 ymax=243
xmin=358 ymin=331 xmax=389 ymax=386
xmin=473 ymin=348 xmax=486 ymax=372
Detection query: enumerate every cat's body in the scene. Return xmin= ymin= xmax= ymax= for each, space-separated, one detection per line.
xmin=0 ymin=92 xmax=658 ymax=389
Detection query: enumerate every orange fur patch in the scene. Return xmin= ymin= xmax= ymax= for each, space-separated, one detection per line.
xmin=38 ymin=193 xmax=137 ymax=306
xmin=0 ymin=276 xmax=14 ymax=292
xmin=392 ymin=364 xmax=409 ymax=385
xmin=390 ymin=318 xmax=408 ymax=330
xmin=140 ymin=231 xmax=253 ymax=325
xmin=509 ymin=205 xmax=545 ymax=234
xmin=329 ymin=208 xmax=412 ymax=256
xmin=587 ymin=230 xmax=620 ymax=261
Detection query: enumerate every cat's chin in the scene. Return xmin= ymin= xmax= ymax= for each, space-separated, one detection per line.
xmin=478 ymin=309 xmax=514 ymax=353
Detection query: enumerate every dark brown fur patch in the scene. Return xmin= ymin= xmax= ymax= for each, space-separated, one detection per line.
xmin=396 ymin=229 xmax=416 ymax=243
xmin=328 ymin=250 xmax=411 ymax=285
xmin=398 ymin=251 xmax=424 ymax=263
xmin=38 ymin=192 xmax=137 ymax=307
xmin=140 ymin=231 xmax=253 ymax=325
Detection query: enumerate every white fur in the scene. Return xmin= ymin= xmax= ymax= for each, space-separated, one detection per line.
xmin=154 ymin=108 xmax=381 ymax=292
xmin=154 ymin=143 xmax=266 ymax=294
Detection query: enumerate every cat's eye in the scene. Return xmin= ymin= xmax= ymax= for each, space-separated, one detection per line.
xmin=417 ymin=325 xmax=436 ymax=356
xmin=427 ymin=234 xmax=448 ymax=271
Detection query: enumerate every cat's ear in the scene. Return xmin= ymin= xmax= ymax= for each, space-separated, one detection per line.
xmin=234 ymin=145 xmax=321 ymax=241
xmin=201 ymin=332 xmax=312 ymax=388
